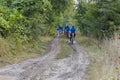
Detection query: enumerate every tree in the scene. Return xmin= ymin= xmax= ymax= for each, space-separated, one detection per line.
xmin=76 ymin=0 xmax=120 ymax=39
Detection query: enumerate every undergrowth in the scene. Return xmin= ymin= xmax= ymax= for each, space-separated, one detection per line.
xmin=0 ymin=36 xmax=52 ymax=67
xmin=56 ymin=36 xmax=72 ymax=59
xmin=76 ymin=33 xmax=120 ymax=80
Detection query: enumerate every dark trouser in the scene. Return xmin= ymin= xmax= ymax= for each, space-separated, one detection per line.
xmin=66 ymin=31 xmax=69 ymax=39
xmin=70 ymin=33 xmax=76 ymax=41
xmin=64 ymin=30 xmax=66 ymax=35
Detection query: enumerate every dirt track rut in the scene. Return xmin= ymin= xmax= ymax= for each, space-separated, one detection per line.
xmin=0 ymin=37 xmax=89 ymax=80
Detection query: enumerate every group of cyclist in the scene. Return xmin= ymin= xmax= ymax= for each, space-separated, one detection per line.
xmin=56 ymin=24 xmax=76 ymax=44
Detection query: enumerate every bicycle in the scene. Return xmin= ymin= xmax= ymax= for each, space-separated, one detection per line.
xmin=64 ymin=31 xmax=69 ymax=39
xmin=56 ymin=30 xmax=63 ymax=37
xmin=70 ymin=33 xmax=75 ymax=44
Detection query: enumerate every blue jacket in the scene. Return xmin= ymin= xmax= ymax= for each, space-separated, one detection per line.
xmin=70 ymin=27 xmax=76 ymax=33
xmin=66 ymin=26 xmax=70 ymax=32
xmin=64 ymin=25 xmax=67 ymax=30
xmin=57 ymin=26 xmax=63 ymax=30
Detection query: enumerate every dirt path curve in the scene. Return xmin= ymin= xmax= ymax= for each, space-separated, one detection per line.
xmin=0 ymin=37 xmax=89 ymax=80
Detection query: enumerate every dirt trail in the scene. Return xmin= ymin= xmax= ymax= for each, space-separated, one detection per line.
xmin=0 ymin=37 xmax=89 ymax=80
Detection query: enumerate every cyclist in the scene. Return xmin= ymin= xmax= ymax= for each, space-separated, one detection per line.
xmin=65 ymin=25 xmax=70 ymax=38
xmin=69 ymin=26 xmax=76 ymax=42
xmin=63 ymin=24 xmax=68 ymax=35
xmin=56 ymin=25 xmax=63 ymax=37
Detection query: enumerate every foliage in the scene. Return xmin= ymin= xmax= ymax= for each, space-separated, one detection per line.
xmin=0 ymin=0 xmax=75 ymax=66
xmin=0 ymin=0 xmax=75 ymax=39
xmin=76 ymin=0 xmax=120 ymax=39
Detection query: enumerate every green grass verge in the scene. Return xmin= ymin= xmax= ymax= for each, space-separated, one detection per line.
xmin=76 ymin=33 xmax=119 ymax=80
xmin=56 ymin=37 xmax=72 ymax=59
xmin=0 ymin=36 xmax=53 ymax=67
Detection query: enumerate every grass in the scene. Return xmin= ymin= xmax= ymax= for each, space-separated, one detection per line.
xmin=76 ymin=33 xmax=120 ymax=80
xmin=0 ymin=36 xmax=53 ymax=67
xmin=56 ymin=36 xmax=72 ymax=59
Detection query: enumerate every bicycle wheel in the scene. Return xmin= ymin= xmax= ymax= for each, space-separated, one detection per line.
xmin=71 ymin=37 xmax=73 ymax=44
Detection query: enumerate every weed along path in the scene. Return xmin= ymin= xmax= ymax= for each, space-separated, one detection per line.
xmin=0 ymin=37 xmax=89 ymax=80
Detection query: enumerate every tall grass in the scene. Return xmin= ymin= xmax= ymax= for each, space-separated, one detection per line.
xmin=100 ymin=34 xmax=120 ymax=80
xmin=0 ymin=36 xmax=52 ymax=67
xmin=76 ymin=33 xmax=120 ymax=80
xmin=56 ymin=37 xmax=72 ymax=59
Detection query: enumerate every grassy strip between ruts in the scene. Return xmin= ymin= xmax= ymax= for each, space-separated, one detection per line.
xmin=0 ymin=36 xmax=53 ymax=67
xmin=56 ymin=36 xmax=72 ymax=59
xmin=76 ymin=33 xmax=120 ymax=80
